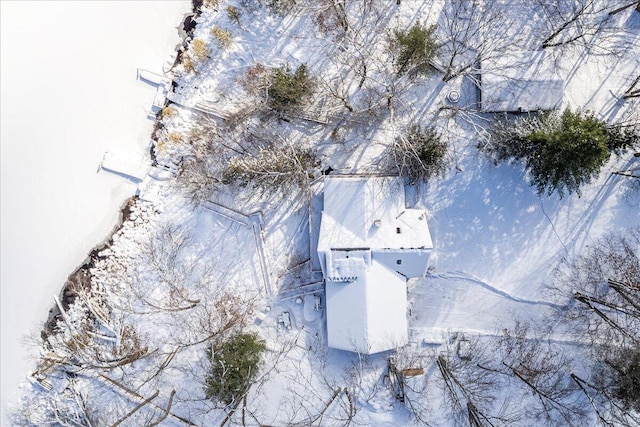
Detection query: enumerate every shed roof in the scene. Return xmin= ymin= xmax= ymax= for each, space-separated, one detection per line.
xmin=480 ymin=51 xmax=563 ymax=113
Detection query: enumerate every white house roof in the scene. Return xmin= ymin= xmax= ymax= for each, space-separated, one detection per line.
xmin=325 ymin=258 xmax=408 ymax=354
xmin=317 ymin=177 xmax=433 ymax=253
xmin=480 ymin=51 xmax=563 ymax=113
xmin=317 ymin=176 xmax=433 ymax=354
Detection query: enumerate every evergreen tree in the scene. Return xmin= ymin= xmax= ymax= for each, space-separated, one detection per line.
xmin=527 ymin=109 xmax=609 ymax=196
xmin=481 ymin=109 xmax=639 ymax=197
xmin=267 ymin=63 xmax=315 ymax=112
xmin=205 ymin=332 xmax=266 ymax=405
xmin=392 ymin=22 xmax=438 ymax=77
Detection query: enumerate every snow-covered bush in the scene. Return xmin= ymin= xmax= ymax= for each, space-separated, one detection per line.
xmin=205 ymin=332 xmax=266 ymax=405
xmin=190 ymin=38 xmax=210 ymax=62
xmin=226 ymin=6 xmax=241 ymax=24
xmin=181 ymin=38 xmax=210 ymax=73
xmin=223 ymin=143 xmax=317 ymax=192
xmin=480 ymin=109 xmax=637 ymax=197
xmin=392 ymin=123 xmax=447 ymax=183
xmin=390 ymin=21 xmax=438 ymax=77
xmin=210 ymin=26 xmax=232 ymax=49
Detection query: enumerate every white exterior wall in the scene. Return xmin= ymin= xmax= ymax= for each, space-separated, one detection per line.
xmin=374 ymin=249 xmax=431 ymax=278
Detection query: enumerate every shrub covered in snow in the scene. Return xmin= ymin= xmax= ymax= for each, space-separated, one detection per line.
xmin=481 ymin=109 xmax=638 ymax=197
xmin=210 ymin=26 xmax=232 ymax=49
xmin=205 ymin=332 xmax=266 ymax=405
xmin=392 ymin=123 xmax=447 ymax=183
xmin=181 ymin=38 xmax=210 ymax=73
xmin=226 ymin=6 xmax=241 ymax=24
xmin=223 ymin=143 xmax=317 ymax=191
xmin=190 ymin=38 xmax=210 ymax=62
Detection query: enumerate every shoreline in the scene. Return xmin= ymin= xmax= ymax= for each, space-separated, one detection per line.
xmin=38 ymin=0 xmax=202 ymax=349
xmin=41 ymin=196 xmax=137 ymax=341
xmin=0 ymin=3 xmax=200 ymax=419
xmin=40 ymin=0 xmax=203 ymax=348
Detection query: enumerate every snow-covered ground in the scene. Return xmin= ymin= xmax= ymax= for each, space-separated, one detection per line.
xmin=0 ymin=1 xmax=190 ymax=422
xmin=4 ymin=1 xmax=640 ymax=425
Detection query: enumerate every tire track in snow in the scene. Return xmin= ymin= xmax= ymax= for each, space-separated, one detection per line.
xmin=431 ymin=271 xmax=567 ymax=309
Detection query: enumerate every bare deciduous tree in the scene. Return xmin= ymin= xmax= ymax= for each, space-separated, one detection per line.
xmin=435 ymin=0 xmax=523 ymax=82
xmin=553 ymin=228 xmax=640 ymax=422
xmin=531 ymin=0 xmax=638 ymax=56
xmin=223 ymin=135 xmax=318 ymax=194
xmin=494 ymin=322 xmax=586 ymax=426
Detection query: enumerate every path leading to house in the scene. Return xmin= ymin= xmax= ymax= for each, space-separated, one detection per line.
xmin=408 ymin=271 xmax=568 ymax=343
xmin=201 ymin=201 xmax=273 ymax=296
xmin=432 ymin=271 xmax=567 ymax=309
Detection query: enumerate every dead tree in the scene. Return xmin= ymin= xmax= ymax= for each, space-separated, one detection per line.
xmin=608 ymin=0 xmax=640 ymax=15
xmin=572 ymin=372 xmax=640 ymax=426
xmin=433 ymin=336 xmax=513 ymax=425
xmin=537 ymin=0 xmax=605 ymax=49
xmin=559 ymin=229 xmax=640 ymax=348
xmin=436 ymin=355 xmax=503 ymax=425
xmin=222 ymin=137 xmax=318 ymax=194
xmin=554 ymin=228 xmax=640 ymax=421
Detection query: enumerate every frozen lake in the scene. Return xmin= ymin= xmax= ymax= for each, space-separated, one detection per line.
xmin=0 ymin=1 xmax=190 ymax=421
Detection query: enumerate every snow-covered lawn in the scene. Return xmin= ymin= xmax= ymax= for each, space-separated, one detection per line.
xmin=0 ymin=1 xmax=190 ymax=422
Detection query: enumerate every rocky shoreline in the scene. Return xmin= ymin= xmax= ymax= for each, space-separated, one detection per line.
xmin=41 ymin=196 xmax=137 ymax=341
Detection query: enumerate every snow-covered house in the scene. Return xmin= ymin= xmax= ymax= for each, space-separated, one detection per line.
xmin=317 ymin=177 xmax=433 ymax=354
xmin=479 ymin=51 xmax=564 ymax=113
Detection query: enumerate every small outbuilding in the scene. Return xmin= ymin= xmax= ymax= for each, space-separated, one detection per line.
xmin=479 ymin=51 xmax=564 ymax=113
xmin=317 ymin=176 xmax=433 ymax=354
